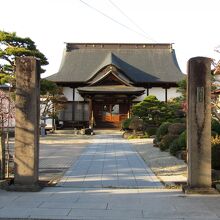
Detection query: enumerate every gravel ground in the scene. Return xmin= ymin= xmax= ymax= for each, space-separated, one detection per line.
xmin=39 ymin=133 xmax=94 ymax=184
xmin=7 ymin=131 xmax=187 ymax=187
xmin=129 ymin=138 xmax=187 ymax=187
xmin=7 ymin=133 xmax=94 ymax=185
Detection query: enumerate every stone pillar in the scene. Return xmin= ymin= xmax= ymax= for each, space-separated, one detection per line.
xmin=184 ymin=57 xmax=216 ymax=194
xmin=13 ymin=57 xmax=40 ymax=191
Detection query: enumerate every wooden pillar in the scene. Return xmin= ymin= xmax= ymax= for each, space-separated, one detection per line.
xmin=88 ymin=97 xmax=93 ymax=128
xmin=165 ymin=88 xmax=168 ymax=102
xmin=12 ymin=57 xmax=41 ymax=191
xmin=127 ymin=96 xmax=132 ymax=118
xmin=183 ymin=57 xmax=217 ymax=194
xmin=72 ymin=88 xmax=75 ymax=121
xmin=146 ymin=88 xmax=149 ymax=96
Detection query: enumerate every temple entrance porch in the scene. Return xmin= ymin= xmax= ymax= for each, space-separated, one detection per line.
xmin=93 ymin=102 xmax=129 ymax=128
xmin=78 ymin=85 xmax=145 ymax=129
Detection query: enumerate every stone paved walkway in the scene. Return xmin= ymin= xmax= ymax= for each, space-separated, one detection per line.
xmin=0 ymin=132 xmax=220 ymax=220
xmin=39 ymin=134 xmax=92 ymax=183
xmin=58 ymin=133 xmax=162 ymax=188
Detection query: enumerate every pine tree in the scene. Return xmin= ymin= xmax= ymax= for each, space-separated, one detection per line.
xmin=0 ymin=31 xmax=48 ymax=85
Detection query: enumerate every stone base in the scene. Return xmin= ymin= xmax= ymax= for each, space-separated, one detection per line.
xmin=0 ymin=179 xmax=10 ymax=189
xmin=182 ymin=185 xmax=219 ymax=194
xmin=4 ymin=183 xmax=42 ymax=192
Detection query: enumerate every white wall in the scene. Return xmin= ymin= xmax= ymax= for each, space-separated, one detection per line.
xmin=63 ymin=87 xmax=85 ymax=101
xmin=63 ymin=86 xmax=181 ymax=102
xmin=149 ymin=87 xmax=166 ymax=101
xmin=133 ymin=87 xmax=181 ymax=102
xmin=63 ymin=87 xmax=73 ymax=101
xmin=74 ymin=88 xmax=84 ymax=101
xmin=167 ymin=87 xmax=181 ymax=100
xmin=133 ymin=89 xmax=147 ymax=102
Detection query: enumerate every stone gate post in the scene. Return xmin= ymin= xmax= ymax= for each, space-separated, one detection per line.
xmin=13 ymin=57 xmax=40 ymax=191
xmin=184 ymin=56 xmax=217 ymax=194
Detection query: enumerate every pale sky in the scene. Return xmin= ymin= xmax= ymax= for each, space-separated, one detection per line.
xmin=1 ymin=0 xmax=220 ymax=77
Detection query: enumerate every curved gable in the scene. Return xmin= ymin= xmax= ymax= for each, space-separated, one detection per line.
xmin=88 ymin=65 xmax=132 ymax=86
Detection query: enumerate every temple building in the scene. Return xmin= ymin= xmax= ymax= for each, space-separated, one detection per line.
xmin=47 ymin=43 xmax=184 ymax=128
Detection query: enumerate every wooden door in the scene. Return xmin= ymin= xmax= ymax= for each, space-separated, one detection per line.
xmin=93 ymin=103 xmax=129 ymax=128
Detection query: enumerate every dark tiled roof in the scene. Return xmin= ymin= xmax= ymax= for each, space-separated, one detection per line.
xmin=77 ymin=85 xmax=145 ymax=94
xmin=47 ymin=43 xmax=184 ymax=84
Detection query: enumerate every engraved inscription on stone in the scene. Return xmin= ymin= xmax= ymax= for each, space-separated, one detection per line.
xmin=197 ymin=87 xmax=204 ymax=103
xmin=19 ymin=59 xmax=32 ymax=89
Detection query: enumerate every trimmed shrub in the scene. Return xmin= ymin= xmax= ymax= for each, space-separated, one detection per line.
xmin=153 ymin=138 xmax=158 ymax=147
xmin=168 ymin=123 xmax=186 ymax=135
xmin=169 ymin=139 xmax=180 ymax=156
xmin=169 ymin=131 xmax=186 ymax=156
xmin=128 ymin=116 xmax=144 ymax=131
xmin=212 ymin=144 xmax=220 ymax=170
xmin=122 ymin=117 xmax=133 ymax=130
xmin=178 ymin=130 xmax=186 ymax=149
xmin=159 ymin=134 xmax=178 ymax=151
xmin=155 ymin=122 xmax=171 ymax=142
xmin=127 ymin=133 xmax=150 ymax=139
xmin=168 ymin=117 xmax=186 ymax=124
xmin=212 ymin=130 xmax=218 ymax=137
xmin=145 ymin=127 xmax=157 ymax=136
xmin=211 ymin=135 xmax=220 ymax=170
xmin=212 ymin=118 xmax=220 ymax=135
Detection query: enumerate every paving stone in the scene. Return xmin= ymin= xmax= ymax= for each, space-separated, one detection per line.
xmin=7 ymin=200 xmax=43 ymax=208
xmin=143 ymin=209 xmax=219 ymax=219
xmin=0 ymin=207 xmax=29 ymax=218
xmin=26 ymin=207 xmax=71 ymax=216
xmin=58 ymin=133 xmax=162 ymax=188
xmin=68 ymin=208 xmax=143 ymax=218
xmin=3 ymin=133 xmax=219 ymax=220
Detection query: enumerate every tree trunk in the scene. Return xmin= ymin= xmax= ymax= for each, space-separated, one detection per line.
xmin=0 ymin=130 xmax=5 ymax=180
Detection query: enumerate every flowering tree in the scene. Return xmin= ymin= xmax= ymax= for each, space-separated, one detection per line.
xmin=40 ymin=79 xmax=67 ymax=130
xmin=211 ymin=47 xmax=220 ymax=121
xmin=0 ymin=90 xmax=15 ymax=128
xmin=0 ymin=89 xmax=15 ymax=179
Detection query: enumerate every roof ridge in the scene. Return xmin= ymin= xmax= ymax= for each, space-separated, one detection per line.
xmin=86 ymin=52 xmax=124 ymax=81
xmin=106 ymin=52 xmax=121 ymax=67
xmin=66 ymin=43 xmax=173 ymax=51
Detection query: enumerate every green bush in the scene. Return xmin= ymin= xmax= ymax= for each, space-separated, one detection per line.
xmin=142 ymin=133 xmax=150 ymax=138
xmin=212 ymin=144 xmax=220 ymax=170
xmin=145 ymin=127 xmax=157 ymax=136
xmin=132 ymin=95 xmax=163 ymax=126
xmin=212 ymin=130 xmax=218 ymax=137
xmin=178 ymin=130 xmax=186 ymax=149
xmin=212 ymin=118 xmax=220 ymax=135
xmin=169 ymin=131 xmax=186 ymax=156
xmin=122 ymin=117 xmax=133 ymax=130
xmin=211 ymin=135 xmax=220 ymax=170
xmin=168 ymin=123 xmax=186 ymax=135
xmin=168 ymin=117 xmax=186 ymax=124
xmin=169 ymin=139 xmax=181 ymax=156
xmin=155 ymin=122 xmax=171 ymax=142
xmin=127 ymin=133 xmax=149 ymax=139
xmin=128 ymin=116 xmax=144 ymax=131
xmin=159 ymin=134 xmax=178 ymax=151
